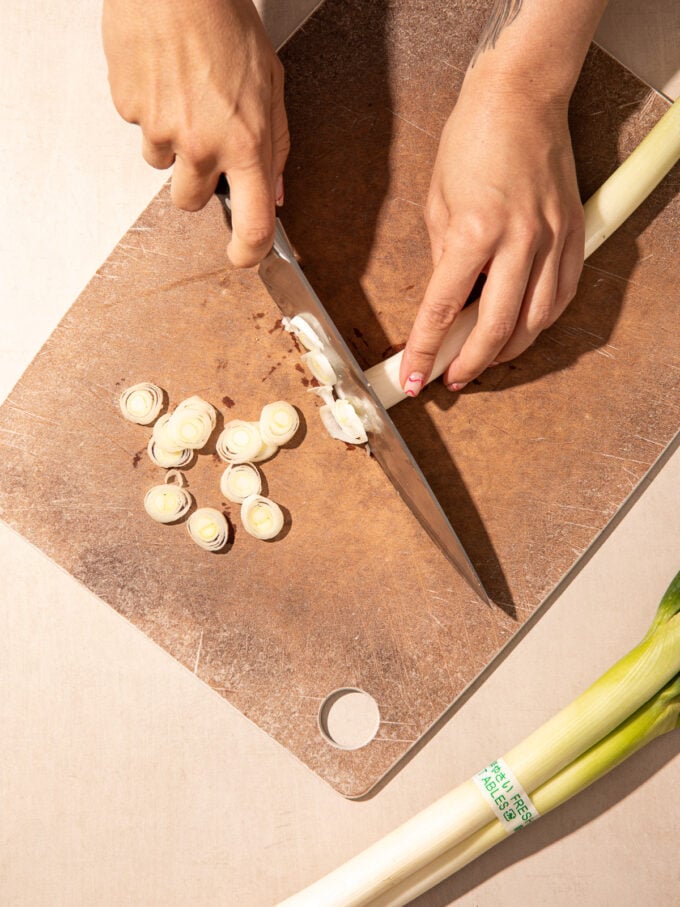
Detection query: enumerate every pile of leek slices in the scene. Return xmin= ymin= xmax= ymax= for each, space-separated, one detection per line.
xmin=282 ymin=316 xmax=369 ymax=446
xmin=120 ymin=383 xmax=299 ymax=550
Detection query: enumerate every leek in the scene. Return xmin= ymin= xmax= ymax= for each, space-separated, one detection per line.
xmin=366 ymin=97 xmax=680 ymax=409
xmin=240 ymin=494 xmax=285 ymax=541
xmin=217 ymin=419 xmax=265 ymax=463
xmin=186 ymin=507 xmax=229 ymax=552
xmin=119 ymin=382 xmax=164 ymax=425
xmin=260 ymin=401 xmax=300 ymax=446
xmin=165 ymin=395 xmax=217 ymax=449
xmin=220 ymin=462 xmax=263 ymax=504
xmin=373 ymin=672 xmax=680 ymax=907
xmin=278 ymin=572 xmax=680 ymax=906
xmin=143 ymin=477 xmax=193 ymax=524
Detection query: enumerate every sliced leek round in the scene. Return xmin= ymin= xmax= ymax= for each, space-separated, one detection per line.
xmin=119 ymin=382 xmax=164 ymax=425
xmin=240 ymin=494 xmax=284 ymax=541
xmin=220 ymin=462 xmax=262 ymax=504
xmin=259 ymin=401 xmax=300 ymax=446
xmin=282 ymin=314 xmax=323 ymax=351
xmin=187 ymin=507 xmax=229 ymax=551
xmin=250 ymin=440 xmax=279 ymax=463
xmin=147 ymin=436 xmax=193 ymax=468
xmin=151 ymin=414 xmax=185 ymax=454
xmin=302 ymin=350 xmax=338 ymax=386
xmin=143 ymin=482 xmax=192 ymax=524
xmin=334 ymin=399 xmax=368 ymax=444
xmin=165 ymin=395 xmax=217 ymax=450
xmin=216 ymin=420 xmax=264 ymax=463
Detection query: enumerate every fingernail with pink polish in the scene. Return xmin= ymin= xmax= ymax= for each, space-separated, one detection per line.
xmin=447 ymin=381 xmax=467 ymax=392
xmin=404 ymin=372 xmax=425 ymax=397
xmin=275 ymin=174 xmax=284 ymax=207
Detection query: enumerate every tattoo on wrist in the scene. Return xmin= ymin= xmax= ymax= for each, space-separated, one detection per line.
xmin=471 ymin=0 xmax=523 ymax=66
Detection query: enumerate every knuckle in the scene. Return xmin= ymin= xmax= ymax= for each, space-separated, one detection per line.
xmin=423 ymin=299 xmax=458 ymax=332
xmin=555 ymin=281 xmax=579 ymax=311
xmin=178 ymin=193 xmax=209 ymax=213
xmin=228 ymin=246 xmax=263 ymax=269
xmin=405 ymin=344 xmax=436 ymax=367
xmin=233 ymin=121 xmax=268 ymax=157
xmin=172 ymin=189 xmax=209 ymax=213
xmin=110 ymin=90 xmax=138 ymax=124
xmin=457 ymin=211 xmax=497 ymax=250
xmin=510 ymin=215 xmax=544 ymax=252
xmin=239 ymin=222 xmax=274 ymax=249
xmin=177 ymin=135 xmax=215 ymax=170
xmin=144 ymin=121 xmax=172 ymax=149
xmin=526 ymin=303 xmax=557 ymax=333
xmin=484 ymin=317 xmax=515 ymax=346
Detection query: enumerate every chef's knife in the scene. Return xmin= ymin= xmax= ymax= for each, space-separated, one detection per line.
xmin=217 ymin=179 xmax=490 ymax=606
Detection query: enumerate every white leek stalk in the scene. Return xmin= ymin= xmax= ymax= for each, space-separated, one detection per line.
xmin=143 ymin=471 xmax=193 ymax=524
xmin=373 ymin=671 xmax=680 ymax=907
xmin=165 ymin=395 xmax=217 ymax=449
xmin=187 ymin=507 xmax=229 ymax=551
xmin=220 ymin=462 xmax=262 ymax=503
xmin=119 ymin=382 xmax=164 ymax=425
xmin=278 ymin=572 xmax=680 ymax=906
xmin=260 ymin=401 xmax=300 ymax=446
xmin=366 ymin=97 xmax=680 ymax=409
xmin=241 ymin=494 xmax=284 ymax=540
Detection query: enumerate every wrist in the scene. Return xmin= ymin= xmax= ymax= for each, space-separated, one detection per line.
xmin=464 ymin=0 xmax=608 ymax=109
xmin=460 ymin=60 xmax=573 ymax=119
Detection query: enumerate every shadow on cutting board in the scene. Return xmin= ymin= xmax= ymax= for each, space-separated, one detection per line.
xmin=279 ymin=1 xmax=663 ymax=612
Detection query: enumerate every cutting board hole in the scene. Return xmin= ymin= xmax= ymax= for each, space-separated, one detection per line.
xmin=318 ymin=688 xmax=380 ymax=750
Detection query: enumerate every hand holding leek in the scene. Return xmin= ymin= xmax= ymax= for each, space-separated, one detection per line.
xmin=278 ymin=571 xmax=680 ymax=906
xmin=399 ymin=0 xmax=609 ymax=398
xmin=374 ymin=95 xmax=680 ymax=410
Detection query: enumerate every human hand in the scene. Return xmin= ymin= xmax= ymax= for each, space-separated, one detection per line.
xmin=102 ymin=0 xmax=289 ymax=267
xmin=399 ymin=75 xmax=585 ymax=396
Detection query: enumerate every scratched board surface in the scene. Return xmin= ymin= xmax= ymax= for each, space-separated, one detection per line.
xmin=0 ymin=0 xmax=678 ymax=797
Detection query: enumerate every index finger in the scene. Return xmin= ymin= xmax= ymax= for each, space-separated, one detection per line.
xmin=226 ymin=164 xmax=276 ymax=269
xmin=399 ymin=244 xmax=487 ymax=396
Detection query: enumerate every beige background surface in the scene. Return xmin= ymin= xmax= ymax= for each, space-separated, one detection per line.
xmin=1 ymin=2 xmax=678 ymax=905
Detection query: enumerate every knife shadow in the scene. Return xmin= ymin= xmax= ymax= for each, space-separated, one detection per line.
xmin=277 ymin=0 xmax=513 ymax=610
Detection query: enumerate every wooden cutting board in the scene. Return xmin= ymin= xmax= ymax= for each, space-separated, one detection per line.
xmin=0 ymin=0 xmax=678 ymax=797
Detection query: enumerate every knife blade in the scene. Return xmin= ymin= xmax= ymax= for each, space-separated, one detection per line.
xmin=217 ymin=183 xmax=490 ymax=605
